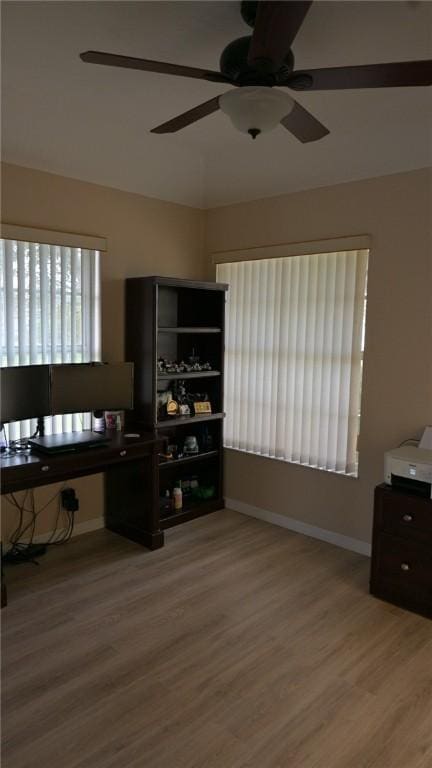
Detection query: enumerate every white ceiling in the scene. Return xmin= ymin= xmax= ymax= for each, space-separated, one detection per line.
xmin=2 ymin=1 xmax=431 ymax=208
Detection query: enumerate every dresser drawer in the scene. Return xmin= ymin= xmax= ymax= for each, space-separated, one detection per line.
xmin=373 ymin=531 xmax=432 ymax=599
xmin=371 ymin=486 xmax=432 ymax=615
xmin=380 ymin=488 xmax=432 ymax=538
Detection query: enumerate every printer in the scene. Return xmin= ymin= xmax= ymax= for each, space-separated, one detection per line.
xmin=385 ymin=428 xmax=432 ymax=498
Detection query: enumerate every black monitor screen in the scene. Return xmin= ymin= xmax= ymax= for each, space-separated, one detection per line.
xmin=0 ymin=365 xmax=51 ymax=423
xmin=50 ymin=363 xmax=134 ymax=414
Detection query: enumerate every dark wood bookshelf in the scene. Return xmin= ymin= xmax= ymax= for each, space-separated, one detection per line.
xmin=158 ymin=327 xmax=221 ymax=334
xmin=125 ymin=276 xmax=228 ymax=530
xmin=157 ymin=371 xmax=221 ymax=381
xmin=160 ymin=497 xmax=224 ymax=530
xmin=156 ymin=412 xmax=224 ymax=428
xmin=159 ymin=450 xmax=219 ymax=470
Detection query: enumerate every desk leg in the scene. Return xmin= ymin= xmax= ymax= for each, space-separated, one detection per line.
xmin=1 ymin=543 xmax=7 ymax=608
xmin=105 ymin=452 xmax=164 ymax=550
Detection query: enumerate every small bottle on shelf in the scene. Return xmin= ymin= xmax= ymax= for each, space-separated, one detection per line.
xmin=173 ymin=485 xmax=183 ymax=512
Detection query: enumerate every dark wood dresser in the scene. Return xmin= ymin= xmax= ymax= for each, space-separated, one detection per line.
xmin=370 ymin=483 xmax=432 ymax=617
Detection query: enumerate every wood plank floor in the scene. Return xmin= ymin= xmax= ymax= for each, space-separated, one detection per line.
xmin=2 ymin=509 xmax=432 ymax=768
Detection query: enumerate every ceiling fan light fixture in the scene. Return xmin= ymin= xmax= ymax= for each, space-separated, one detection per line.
xmin=219 ymin=86 xmax=294 ymax=137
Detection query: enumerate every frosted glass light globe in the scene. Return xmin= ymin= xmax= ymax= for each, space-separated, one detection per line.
xmin=219 ymin=86 xmax=294 ymax=137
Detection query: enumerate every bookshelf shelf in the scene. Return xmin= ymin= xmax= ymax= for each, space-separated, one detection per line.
xmin=157 ymin=371 xmax=220 ymax=381
xmin=159 ymin=450 xmax=219 ymax=470
xmin=158 ymin=327 xmax=221 ymax=334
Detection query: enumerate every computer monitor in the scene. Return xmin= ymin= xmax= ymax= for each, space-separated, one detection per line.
xmin=49 ymin=362 xmax=134 ymax=415
xmin=1 ymin=362 xmax=134 ymax=426
xmin=0 ymin=365 xmax=51 ymax=423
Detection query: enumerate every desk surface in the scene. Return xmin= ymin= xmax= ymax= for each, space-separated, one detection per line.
xmin=1 ymin=430 xmax=162 ymax=494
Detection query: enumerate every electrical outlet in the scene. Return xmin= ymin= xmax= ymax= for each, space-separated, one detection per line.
xmin=61 ymin=488 xmax=79 ymax=513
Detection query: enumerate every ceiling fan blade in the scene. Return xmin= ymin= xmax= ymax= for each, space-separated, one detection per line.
xmin=151 ymin=96 xmax=221 ymax=134
xmin=80 ymin=51 xmax=231 ymax=84
xmin=248 ymin=1 xmax=312 ymax=73
xmin=288 ymin=60 xmax=432 ymax=90
xmin=281 ymin=101 xmax=329 ymax=143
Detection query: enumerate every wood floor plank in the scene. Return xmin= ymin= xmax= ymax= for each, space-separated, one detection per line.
xmin=2 ymin=509 xmax=432 ymax=768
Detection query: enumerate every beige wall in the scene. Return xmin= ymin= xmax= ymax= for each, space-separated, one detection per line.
xmin=2 ymin=164 xmax=431 ymax=547
xmin=206 ymin=168 xmax=432 ymax=544
xmin=1 ymin=162 xmax=206 ymax=539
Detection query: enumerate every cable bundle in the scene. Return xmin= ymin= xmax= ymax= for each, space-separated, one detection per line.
xmin=3 ymin=486 xmax=75 ymax=565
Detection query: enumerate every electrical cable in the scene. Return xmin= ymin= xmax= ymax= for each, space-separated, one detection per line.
xmin=11 ymin=490 xmax=37 ymax=546
xmin=4 ymin=482 xmax=75 ymax=565
xmin=398 ymin=438 xmax=420 ymax=447
xmin=44 ymin=493 xmax=74 ymax=545
xmin=4 ymin=491 xmax=38 ymax=563
xmin=8 ymin=492 xmax=36 ymax=548
xmin=8 ymin=490 xmax=28 ymax=542
xmin=7 ymin=483 xmax=67 ymax=519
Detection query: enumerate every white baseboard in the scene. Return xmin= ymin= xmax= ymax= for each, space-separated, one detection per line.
xmin=12 ymin=516 xmax=105 ymax=548
xmin=7 ymin=503 xmax=371 ymax=558
xmin=35 ymin=516 xmax=104 ymax=543
xmin=225 ymin=498 xmax=371 ymax=557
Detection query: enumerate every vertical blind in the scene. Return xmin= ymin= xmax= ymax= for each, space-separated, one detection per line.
xmin=0 ymin=238 xmax=101 ymax=440
xmin=217 ymin=249 xmax=368 ymax=475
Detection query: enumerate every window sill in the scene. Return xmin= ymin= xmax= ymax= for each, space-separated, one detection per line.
xmin=223 ymin=445 xmax=359 ymax=479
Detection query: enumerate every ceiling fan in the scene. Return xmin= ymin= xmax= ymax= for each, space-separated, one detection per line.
xmin=80 ymin=0 xmax=432 ymax=143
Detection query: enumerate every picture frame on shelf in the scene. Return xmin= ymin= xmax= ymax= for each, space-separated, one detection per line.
xmin=194 ymin=401 xmax=212 ymax=415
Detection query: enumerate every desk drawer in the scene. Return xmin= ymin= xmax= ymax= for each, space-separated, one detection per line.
xmin=379 ymin=488 xmax=432 ymax=536
xmin=381 ymin=511 xmax=432 ymax=541
xmin=1 ymin=458 xmax=55 ymax=492
xmin=373 ymin=531 xmax=432 ymax=600
xmin=105 ymin=442 xmax=152 ymax=462
xmin=1 ymin=441 xmax=156 ymax=494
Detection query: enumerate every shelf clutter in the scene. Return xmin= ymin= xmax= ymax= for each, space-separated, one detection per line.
xmin=156 ymin=412 xmax=224 ymax=428
xmin=159 ymin=449 xmax=219 ymax=468
xmin=125 ymin=276 xmax=228 ymax=529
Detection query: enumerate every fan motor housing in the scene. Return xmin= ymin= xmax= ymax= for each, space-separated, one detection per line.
xmin=240 ymin=1 xmax=258 ymax=28
xmin=220 ymin=36 xmax=295 ymax=86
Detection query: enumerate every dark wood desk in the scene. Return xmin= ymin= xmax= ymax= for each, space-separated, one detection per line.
xmin=1 ymin=431 xmax=164 ymax=606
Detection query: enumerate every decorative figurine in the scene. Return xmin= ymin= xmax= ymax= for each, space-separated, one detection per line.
xmin=167 ymin=399 xmax=178 ymax=416
xmin=157 ymin=354 xmax=213 ymax=374
xmin=184 ymin=436 xmax=199 ymax=455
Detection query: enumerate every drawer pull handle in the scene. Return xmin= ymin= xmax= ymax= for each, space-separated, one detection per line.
xmin=41 ymin=465 xmax=50 ymax=472
xmin=402 ymin=514 xmax=413 ymax=522
xmin=120 ymin=450 xmax=127 ymax=457
xmin=400 ymin=562 xmax=410 ymax=572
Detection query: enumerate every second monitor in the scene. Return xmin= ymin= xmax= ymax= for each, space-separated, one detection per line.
xmin=50 ymin=362 xmax=134 ymax=415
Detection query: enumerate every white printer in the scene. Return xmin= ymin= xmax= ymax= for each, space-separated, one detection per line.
xmin=385 ymin=428 xmax=432 ymax=498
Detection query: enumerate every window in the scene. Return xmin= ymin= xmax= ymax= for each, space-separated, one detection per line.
xmin=217 ymin=248 xmax=369 ymax=476
xmin=0 ymin=236 xmax=101 ymax=439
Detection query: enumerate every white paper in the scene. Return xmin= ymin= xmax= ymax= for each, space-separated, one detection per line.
xmin=419 ymin=426 xmax=432 ymax=450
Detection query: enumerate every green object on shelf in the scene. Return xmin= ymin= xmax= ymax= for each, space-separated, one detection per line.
xmin=192 ymin=485 xmax=215 ymax=500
